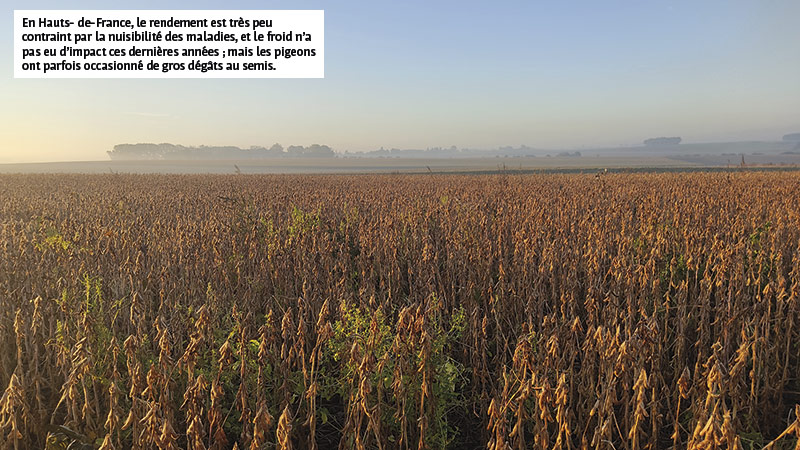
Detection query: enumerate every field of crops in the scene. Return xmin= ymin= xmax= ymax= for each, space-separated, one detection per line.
xmin=1 ymin=172 xmax=799 ymax=449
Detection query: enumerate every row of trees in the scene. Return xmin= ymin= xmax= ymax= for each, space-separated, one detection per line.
xmin=783 ymin=133 xmax=800 ymax=142
xmin=643 ymin=137 xmax=682 ymax=146
xmin=108 ymin=143 xmax=335 ymax=160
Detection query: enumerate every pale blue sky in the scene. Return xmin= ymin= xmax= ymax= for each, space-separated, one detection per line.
xmin=2 ymin=1 xmax=799 ymax=162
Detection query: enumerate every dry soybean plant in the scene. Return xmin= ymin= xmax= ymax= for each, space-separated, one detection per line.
xmin=0 ymin=172 xmax=798 ymax=449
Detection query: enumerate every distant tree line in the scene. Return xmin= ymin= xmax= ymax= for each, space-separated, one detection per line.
xmin=782 ymin=133 xmax=800 ymax=142
xmin=108 ymin=143 xmax=335 ymax=160
xmin=348 ymin=145 xmax=539 ymax=158
xmin=644 ymin=137 xmax=681 ymax=146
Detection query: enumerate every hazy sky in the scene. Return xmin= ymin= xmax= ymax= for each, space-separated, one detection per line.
xmin=2 ymin=0 xmax=799 ymax=162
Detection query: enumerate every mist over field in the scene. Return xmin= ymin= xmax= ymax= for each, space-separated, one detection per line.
xmin=3 ymin=136 xmax=800 ymax=174
xmin=3 ymin=2 xmax=800 ymax=164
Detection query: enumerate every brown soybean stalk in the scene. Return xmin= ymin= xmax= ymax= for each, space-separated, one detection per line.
xmin=0 ymin=172 xmax=798 ymax=449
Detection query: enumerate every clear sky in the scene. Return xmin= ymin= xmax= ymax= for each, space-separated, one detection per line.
xmin=2 ymin=0 xmax=799 ymax=162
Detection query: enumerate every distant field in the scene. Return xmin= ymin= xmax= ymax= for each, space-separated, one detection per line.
xmin=668 ymin=153 xmax=800 ymax=167
xmin=0 ymin=156 xmax=696 ymax=174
